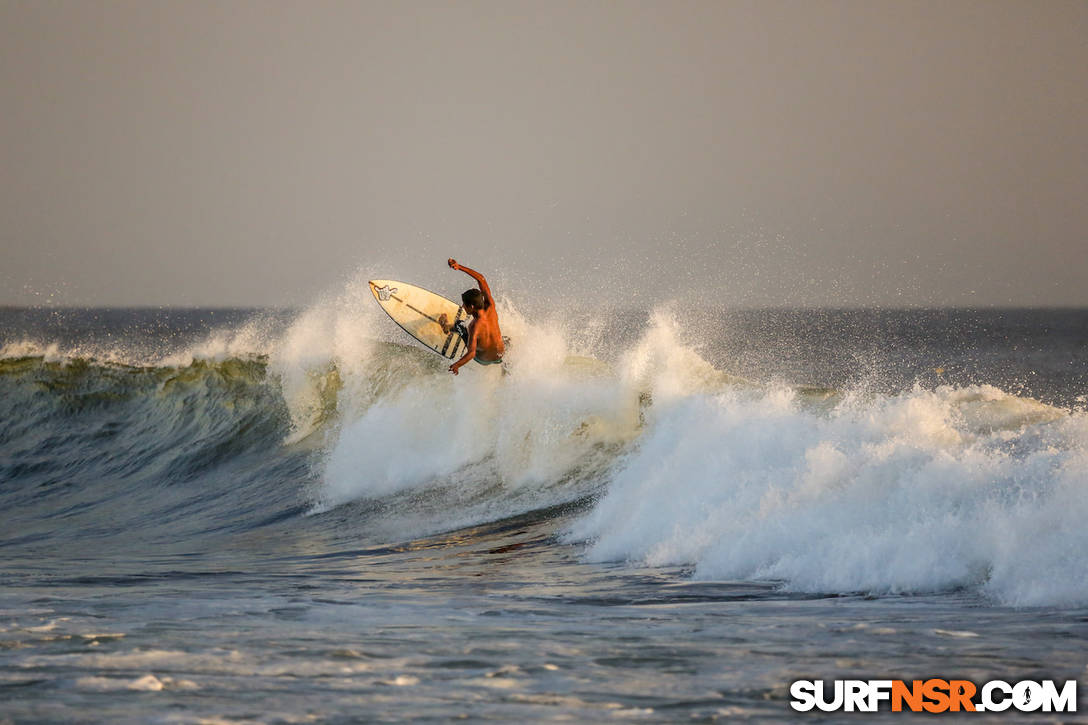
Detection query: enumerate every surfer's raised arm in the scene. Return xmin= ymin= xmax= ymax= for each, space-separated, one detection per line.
xmin=447 ymin=258 xmax=493 ymax=306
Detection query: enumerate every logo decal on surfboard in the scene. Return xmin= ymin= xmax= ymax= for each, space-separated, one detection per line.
xmin=374 ymin=284 xmax=398 ymax=301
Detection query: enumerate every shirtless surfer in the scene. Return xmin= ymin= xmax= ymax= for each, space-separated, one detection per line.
xmin=437 ymin=258 xmax=505 ymax=375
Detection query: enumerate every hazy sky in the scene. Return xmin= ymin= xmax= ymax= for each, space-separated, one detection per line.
xmin=2 ymin=0 xmax=1086 ymax=307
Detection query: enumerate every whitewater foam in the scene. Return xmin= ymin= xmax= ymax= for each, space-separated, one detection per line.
xmin=318 ymin=303 xmax=640 ymax=512
xmin=569 ymin=378 xmax=1088 ymax=607
xmin=304 ymin=299 xmax=1088 ymax=607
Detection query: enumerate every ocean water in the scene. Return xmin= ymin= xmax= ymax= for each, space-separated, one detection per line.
xmin=2 ymin=281 xmax=1087 ymax=722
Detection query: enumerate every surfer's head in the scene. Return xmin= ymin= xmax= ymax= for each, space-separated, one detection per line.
xmin=461 ymin=288 xmax=488 ymax=312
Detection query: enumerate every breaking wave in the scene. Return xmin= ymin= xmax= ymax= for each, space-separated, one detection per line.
xmin=2 ymin=274 xmax=1086 ymax=607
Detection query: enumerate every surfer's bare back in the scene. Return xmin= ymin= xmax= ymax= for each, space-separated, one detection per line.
xmin=438 ymin=258 xmax=505 ymax=374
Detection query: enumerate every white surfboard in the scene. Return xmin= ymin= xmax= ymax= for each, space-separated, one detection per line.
xmin=369 ymin=280 xmax=468 ymax=360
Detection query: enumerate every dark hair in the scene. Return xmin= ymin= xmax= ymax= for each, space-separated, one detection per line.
xmin=462 ymin=288 xmax=488 ymax=310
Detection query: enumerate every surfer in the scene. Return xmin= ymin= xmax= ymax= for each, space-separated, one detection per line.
xmin=438 ymin=258 xmax=505 ymax=374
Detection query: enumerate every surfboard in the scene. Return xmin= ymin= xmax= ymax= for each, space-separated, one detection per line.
xmin=368 ymin=280 xmax=468 ymax=360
